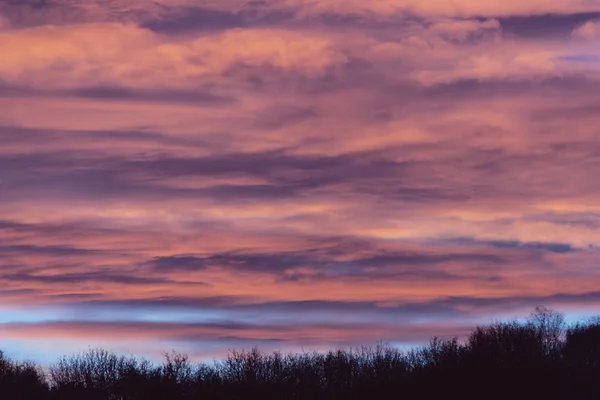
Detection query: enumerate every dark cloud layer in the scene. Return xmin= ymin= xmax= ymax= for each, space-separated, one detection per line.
xmin=498 ymin=12 xmax=600 ymax=38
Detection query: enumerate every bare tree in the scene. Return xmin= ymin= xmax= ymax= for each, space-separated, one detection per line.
xmin=528 ymin=305 xmax=565 ymax=358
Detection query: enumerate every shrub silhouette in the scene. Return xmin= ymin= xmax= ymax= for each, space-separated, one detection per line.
xmin=4 ymin=307 xmax=600 ymax=399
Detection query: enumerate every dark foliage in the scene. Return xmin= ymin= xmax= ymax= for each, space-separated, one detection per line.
xmin=0 ymin=350 xmax=48 ymax=400
xmin=5 ymin=306 xmax=600 ymax=399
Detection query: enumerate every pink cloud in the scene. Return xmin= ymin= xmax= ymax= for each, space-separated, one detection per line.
xmin=572 ymin=19 xmax=600 ymax=39
xmin=0 ymin=24 xmax=347 ymax=89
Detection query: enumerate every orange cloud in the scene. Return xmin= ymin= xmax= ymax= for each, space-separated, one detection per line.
xmin=0 ymin=24 xmax=346 ymax=89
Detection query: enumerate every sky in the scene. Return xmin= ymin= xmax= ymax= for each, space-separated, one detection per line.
xmin=1 ymin=0 xmax=600 ymax=365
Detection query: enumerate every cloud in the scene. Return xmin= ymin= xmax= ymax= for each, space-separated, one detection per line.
xmin=149 ymin=256 xmax=209 ymax=272
xmin=61 ymin=86 xmax=237 ymax=104
xmin=411 ymin=47 xmax=560 ymax=85
xmin=0 ymin=244 xmax=102 ymax=257
xmin=445 ymin=238 xmax=578 ymax=253
xmin=51 ymin=291 xmax=600 ymax=323
xmin=428 ymin=19 xmax=502 ymax=43
xmin=144 ymin=245 xmax=510 ymax=284
xmin=141 ymin=6 xmax=252 ymax=32
xmin=0 ymin=272 xmax=175 ymax=286
xmin=572 ymin=19 xmax=600 ymax=39
xmin=9 ymin=289 xmax=600 ymax=354
xmin=0 ymin=0 xmax=92 ymax=28
xmin=0 ymin=319 xmax=472 ymax=349
xmin=0 ymin=15 xmax=9 ymax=30
xmin=1 ymin=12 xmax=595 ymax=96
xmin=348 ymin=18 xmax=578 ymax=86
xmin=0 ymin=24 xmax=347 ymax=90
xmin=500 ymin=12 xmax=600 ymax=38
xmin=206 ymin=0 xmax=600 ymax=20
xmin=4 ymin=0 xmax=600 ymax=34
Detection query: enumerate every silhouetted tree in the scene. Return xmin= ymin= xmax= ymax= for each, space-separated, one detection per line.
xmin=528 ymin=305 xmax=565 ymax=359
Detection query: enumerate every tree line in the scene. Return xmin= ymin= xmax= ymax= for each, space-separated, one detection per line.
xmin=3 ymin=306 xmax=600 ymax=399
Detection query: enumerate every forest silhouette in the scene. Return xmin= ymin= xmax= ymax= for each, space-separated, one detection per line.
xmin=3 ymin=306 xmax=600 ymax=399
